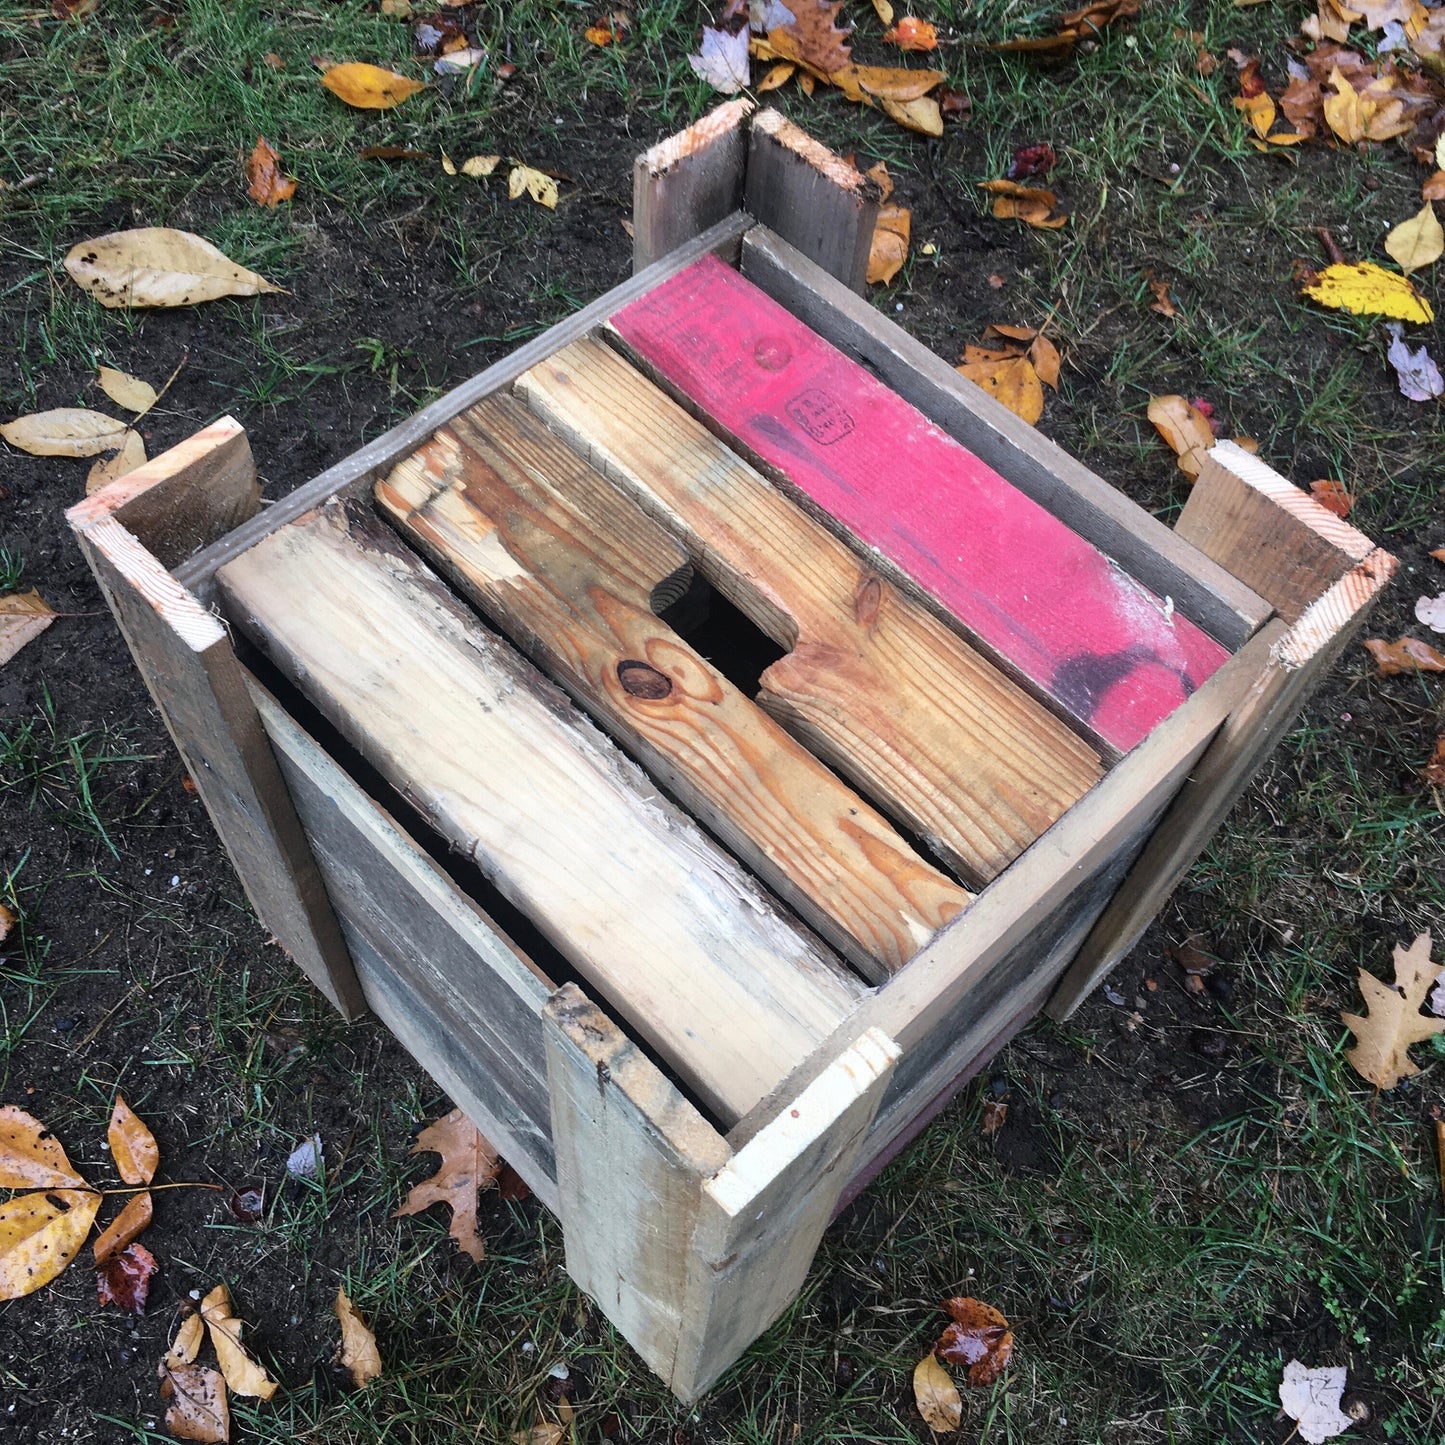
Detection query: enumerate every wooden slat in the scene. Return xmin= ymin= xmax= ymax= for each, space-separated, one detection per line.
xmin=738 ymin=227 xmax=1273 ymax=655
xmin=610 ymin=255 xmax=1234 ymax=756
xmin=378 ymin=395 xmax=971 ymax=979
xmin=633 ymin=99 xmax=754 ymax=273
xmin=251 ymin=686 xmax=559 ymax=1208
xmin=1175 ymin=441 xmax=1376 ymax=623
xmin=216 ymin=499 xmax=862 ymax=1123
xmin=743 ymin=109 xmax=881 ymax=294
xmin=174 ymin=213 xmax=757 ymax=609
xmin=516 ymin=339 xmax=1104 ymax=886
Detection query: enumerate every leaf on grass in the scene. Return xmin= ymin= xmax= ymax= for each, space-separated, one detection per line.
xmin=0 ymin=1106 xmax=89 ymax=1189
xmin=201 ymin=1283 xmax=279 ymax=1400
xmin=109 ymin=1096 xmax=160 ymax=1185
xmin=1279 ymin=1360 xmax=1352 ymax=1443
xmin=1302 ymin=260 xmax=1433 ymax=322
xmin=979 ymin=179 xmax=1067 ymax=229
xmin=97 ymin=1241 xmax=157 ymax=1314
xmin=1341 ymin=931 xmax=1443 ymax=1089
xmin=98 ymin=365 xmax=158 ymax=414
xmin=1384 ymin=320 xmax=1445 ymax=400
xmin=689 ymin=26 xmax=750 ymax=93
xmin=461 ymin=153 xmax=501 ymax=177
xmin=585 ymin=12 xmax=629 ymax=46
xmin=393 ymin=1107 xmax=499 ymax=1262
xmin=872 ymin=0 xmax=894 ymax=22
xmin=1417 ymin=593 xmax=1445 ymax=631
xmin=1147 ymin=395 xmax=1215 ymax=479
xmin=913 ymin=1352 xmax=962 ymax=1430
xmin=1 ymin=408 xmax=129 ymax=457
xmin=1364 ymin=636 xmax=1445 ymax=673
xmin=867 ymin=203 xmax=910 ymax=284
xmin=0 ymin=1190 xmax=101 ymax=1299
xmin=1007 ymin=142 xmax=1057 ymax=179
xmin=881 ymin=95 xmax=943 ymax=135
xmin=1234 ymin=90 xmax=1277 ymax=138
xmin=1148 ymin=276 xmax=1179 ymax=317
xmin=1433 ymin=548 xmax=1445 ymax=565
xmin=246 ymin=136 xmax=297 ymax=208
xmin=94 ymin=1191 xmax=154 ymax=1263
xmin=980 ymin=1098 xmax=1008 ymax=1135
xmin=512 ymin=1424 xmax=566 ymax=1445
xmin=66 ymin=229 xmax=282 ymax=309
xmin=1028 ymin=333 xmax=1061 ymax=388
xmin=883 ymin=16 xmax=938 ymax=50
xmin=936 ymin=1296 xmax=1014 ymax=1386
xmin=321 ymin=62 xmax=425 ymax=109
xmin=508 ymin=165 xmax=559 ymax=209
xmin=1385 ymin=201 xmax=1444 ymax=273
xmin=0 ymin=592 xmax=56 ymax=667
xmin=1308 ymin=479 xmax=1354 ymax=516
xmin=285 ymin=1135 xmax=322 ymax=1179
xmin=832 ymin=64 xmax=945 ymax=101
xmin=336 ymin=1289 xmax=382 ymax=1386
xmin=991 ymin=0 xmax=1140 ymax=55
xmin=159 ymin=1316 xmax=229 ymax=1444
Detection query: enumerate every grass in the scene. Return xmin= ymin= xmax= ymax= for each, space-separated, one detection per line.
xmin=2 ymin=0 xmax=1444 ymax=1440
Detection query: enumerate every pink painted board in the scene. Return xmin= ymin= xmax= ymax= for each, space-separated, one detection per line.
xmin=610 ymin=255 xmax=1231 ymax=754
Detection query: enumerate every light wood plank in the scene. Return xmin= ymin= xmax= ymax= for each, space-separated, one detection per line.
xmin=216 ymin=499 xmax=862 ymax=1123
xmin=738 ymin=226 xmax=1273 ymax=655
xmin=378 ymin=395 xmax=970 ymax=978
xmin=517 ymin=339 xmax=1104 ymax=886
xmin=633 ymin=99 xmax=754 ymax=272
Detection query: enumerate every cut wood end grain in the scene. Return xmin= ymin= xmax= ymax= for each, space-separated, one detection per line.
xmin=639 ymin=98 xmax=755 ymax=178
xmin=1274 ymin=547 xmax=1398 ymax=669
xmin=751 ymin=108 xmax=879 ymax=200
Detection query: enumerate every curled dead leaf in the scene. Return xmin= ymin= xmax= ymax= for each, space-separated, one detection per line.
xmin=1385 ymin=201 xmax=1444 ymax=274
xmin=867 ymin=203 xmax=910 ymax=284
xmin=1147 ymin=395 xmax=1215 ymax=478
xmin=201 ymin=1283 xmax=279 ymax=1400
xmin=979 ymin=179 xmax=1067 ymax=229
xmin=936 ymin=1296 xmax=1014 ymax=1386
xmin=159 ymin=1316 xmax=229 ymax=1445
xmin=1364 ymin=636 xmax=1445 ymax=673
xmin=336 ymin=1288 xmax=382 ymax=1387
xmin=1422 ymin=735 xmax=1445 ymax=788
xmin=880 ymin=94 xmax=943 ymax=135
xmin=883 ymin=16 xmax=938 ymax=49
xmin=913 ymin=1352 xmax=962 ymax=1430
xmin=97 ymin=1241 xmax=157 ymax=1314
xmin=957 ymin=353 xmax=1044 ymax=424
xmin=321 ymin=62 xmax=425 ymax=109
xmin=246 ymin=136 xmax=297 ymax=208
xmin=0 ymin=592 xmax=57 ymax=666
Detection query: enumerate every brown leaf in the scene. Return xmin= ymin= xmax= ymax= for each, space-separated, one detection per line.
xmin=867 ymin=203 xmax=911 ymax=284
xmin=1029 ymin=334 xmax=1061 ymax=389
xmin=1168 ymin=933 xmax=1216 ymax=992
xmin=97 ymin=1241 xmax=157 ymax=1314
xmin=1364 ymin=636 xmax=1445 ymax=673
xmin=1147 ymin=395 xmax=1215 ymax=478
xmin=64 ymin=229 xmax=282 ymax=308
xmin=914 ymin=1352 xmax=962 ymax=1429
xmin=393 ymin=1107 xmax=499 ymax=1262
xmin=1341 ymin=932 xmax=1443 ymax=1089
xmin=979 ymin=1098 xmax=1008 ymax=1135
xmin=496 ymin=1162 xmax=532 ymax=1202
xmin=1148 ymin=276 xmax=1179 ymax=317
xmin=94 ymin=1190 xmax=153 ymax=1263
xmin=320 ymin=62 xmax=425 ymax=109
xmin=0 ymin=903 xmax=13 ymax=944
xmin=201 ymin=1284 xmax=279 ymax=1400
xmin=1425 ymin=171 xmax=1445 ymax=201
xmin=1423 ymin=735 xmax=1445 ymax=787
xmin=109 ymin=1096 xmax=159 ymax=1185
xmin=335 ymin=1288 xmax=382 ymax=1387
xmin=830 ymin=63 xmax=944 ymax=101
xmin=245 ymin=136 xmax=297 ymax=208
xmin=0 ymin=591 xmax=57 ymax=667
xmin=1308 ymin=479 xmax=1354 ymax=517
xmin=991 ymin=0 xmax=1139 ymax=54
xmin=0 ymin=1190 xmax=102 ymax=1299
xmin=159 ymin=1318 xmax=229 ymax=1445
xmin=979 ymin=179 xmax=1067 ymax=229
xmin=767 ymin=0 xmax=852 ymax=75
xmin=1431 ymin=547 xmax=1445 ymax=564
xmin=0 ymin=1106 xmax=88 ymax=1190
xmin=936 ymin=1296 xmax=1014 ymax=1386
xmin=957 ymin=353 xmax=1044 ymax=424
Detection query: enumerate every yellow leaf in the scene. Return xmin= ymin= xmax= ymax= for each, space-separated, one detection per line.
xmin=86 ymin=430 xmax=147 ymax=494
xmin=507 ymin=165 xmax=558 ymax=209
xmin=1322 ymin=67 xmax=1364 ymax=143
xmin=0 ymin=592 xmax=57 ymax=667
xmin=1146 ymin=394 xmax=1215 ymax=479
xmin=1302 ymin=260 xmax=1434 ymax=322
xmin=865 ymin=160 xmax=894 ymax=201
xmin=957 ymin=353 xmax=1045 ymax=424
xmin=441 ymin=151 xmax=457 ymax=176
xmin=0 ymin=408 xmax=129 ymax=457
xmin=1341 ymin=932 xmax=1444 ymax=1089
xmin=757 ymin=61 xmax=796 ymax=91
xmin=109 ymin=1096 xmax=160 ymax=1185
xmin=321 ymin=62 xmax=425 ymax=109
xmin=872 ymin=0 xmax=895 ymax=23
xmin=93 ymin=1190 xmax=153 ymax=1264
xmin=832 ymin=64 xmax=945 ymax=101
xmin=1384 ymin=202 xmax=1444 ymax=275
xmin=336 ymin=1288 xmax=383 ymax=1387
xmin=1266 ymin=132 xmax=1308 ymax=145
xmin=97 ymin=365 xmax=158 ymax=414
xmin=913 ymin=1353 xmax=962 ymax=1432
xmin=461 ymin=154 xmax=501 ymax=177
xmin=1233 ymin=91 xmax=1276 ymax=139
xmin=867 ymin=203 xmax=911 ymax=284
xmin=798 ymin=70 xmax=816 ymax=96
xmin=881 ymin=94 xmax=943 ymax=135
xmin=0 ymin=1190 xmax=101 ymax=1299
xmin=201 ymin=1283 xmax=279 ymax=1400
xmin=0 ymin=1106 xmax=89 ymax=1188
xmin=65 ymin=228 xmax=282 ymax=309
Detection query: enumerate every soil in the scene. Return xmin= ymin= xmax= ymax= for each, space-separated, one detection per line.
xmin=1 ymin=76 xmax=1441 ymax=1445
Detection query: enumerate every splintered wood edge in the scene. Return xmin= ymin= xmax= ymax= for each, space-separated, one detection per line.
xmin=1274 ymin=547 xmax=1398 ymax=669
xmin=751 ymin=107 xmax=877 ymax=199
xmin=638 ymin=97 xmax=755 ymax=177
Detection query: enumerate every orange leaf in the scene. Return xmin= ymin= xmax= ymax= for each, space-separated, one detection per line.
xmin=1425 ymin=172 xmax=1445 ymax=202
xmin=982 ymin=322 xmax=1038 ymax=342
xmin=393 ymin=1108 xmax=499 ymax=1261
xmin=245 ymin=136 xmax=297 ymax=208
xmin=957 ymin=353 xmax=1045 ymax=424
xmin=865 ymin=159 xmax=894 ymax=201
xmin=1430 ymin=547 xmax=1445 ymax=564
xmin=831 ymin=63 xmax=944 ymax=101
xmin=979 ymin=178 xmax=1067 ymax=229
xmin=936 ymin=1296 xmax=1015 ymax=1387
xmin=585 ymin=12 xmax=629 ymax=45
xmin=757 ymin=61 xmax=796 ymax=91
xmin=1029 ymin=333 xmax=1061 ymax=389
xmin=1423 ymin=735 xmax=1445 ymax=788
xmin=94 ymin=1190 xmax=153 ymax=1263
xmin=883 ymin=16 xmax=939 ymax=49
xmin=320 ymin=62 xmax=425 ymax=110
xmin=767 ymin=0 xmax=852 ymax=76
xmin=867 ymin=203 xmax=911 ymax=284
xmin=1147 ymin=394 xmax=1215 ymax=478
xmin=1148 ymin=276 xmax=1178 ymax=317
xmin=109 ymin=1096 xmax=159 ymax=1184
xmin=1363 ymin=637 xmax=1445 ymax=674
xmin=1308 ymin=479 xmax=1354 ymax=517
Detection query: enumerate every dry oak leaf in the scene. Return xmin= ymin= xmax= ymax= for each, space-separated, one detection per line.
xmin=1364 ymin=636 xmax=1445 ymax=673
xmin=0 ymin=1105 xmax=89 ymax=1189
xmin=393 ymin=1107 xmax=499 ymax=1262
xmin=98 ymin=365 xmax=158 ymax=414
xmin=1341 ymin=931 xmax=1443 ymax=1089
xmin=93 ymin=1189 xmax=154 ymax=1264
xmin=65 ymin=228 xmax=282 ymax=309
xmin=201 ymin=1283 xmax=279 ymax=1400
xmin=979 ymin=178 xmax=1067 ymax=229
xmin=868 ymin=203 xmax=911 ymax=284
xmin=1147 ymin=394 xmax=1215 ymax=479
xmin=320 ymin=62 xmax=425 ymax=109
xmin=1385 ymin=201 xmax=1444 ymax=274
xmin=246 ymin=136 xmax=298 ymax=208
xmin=1301 ymin=260 xmax=1433 ymax=323
xmin=1308 ymin=479 xmax=1354 ymax=517
xmin=936 ymin=1296 xmax=1014 ymax=1387
xmin=957 ymin=353 xmax=1044 ymax=424
xmin=97 ymin=1240 xmax=157 ymax=1314
xmin=0 ymin=1190 xmax=101 ymax=1299
xmin=336 ymin=1288 xmax=382 ymax=1387
xmin=1 ymin=408 xmax=128 ymax=457
xmin=0 ymin=592 xmax=57 ymax=667
xmin=159 ymin=1314 xmax=229 ymax=1444
xmin=913 ymin=1352 xmax=962 ymax=1430
xmin=508 ymin=165 xmax=559 ymax=209
xmin=109 ymin=1095 xmax=160 ymax=1185
xmin=884 ymin=16 xmax=938 ymax=50
xmin=767 ymin=0 xmax=852 ymax=76
xmin=86 ymin=430 xmax=147 ymax=495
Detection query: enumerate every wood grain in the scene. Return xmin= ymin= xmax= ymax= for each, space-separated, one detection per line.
xmin=216 ymin=498 xmax=863 ymax=1123
xmin=378 ymin=394 xmax=970 ymax=978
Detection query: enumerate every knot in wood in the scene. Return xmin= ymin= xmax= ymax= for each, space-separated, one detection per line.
xmin=617 ymin=658 xmax=673 ymax=700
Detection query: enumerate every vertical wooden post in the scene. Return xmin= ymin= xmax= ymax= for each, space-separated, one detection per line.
xmin=66 ymin=421 xmax=366 ymax=1020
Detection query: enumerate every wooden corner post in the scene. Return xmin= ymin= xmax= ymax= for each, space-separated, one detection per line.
xmin=544 ymin=984 xmax=898 ymax=1400
xmin=66 ymin=419 xmax=366 ymax=1020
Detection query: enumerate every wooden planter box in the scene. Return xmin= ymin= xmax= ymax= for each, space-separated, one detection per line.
xmin=67 ymin=104 xmax=1394 ymax=1401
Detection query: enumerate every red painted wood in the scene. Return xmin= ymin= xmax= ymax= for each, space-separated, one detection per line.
xmin=611 ymin=256 xmax=1230 ymax=753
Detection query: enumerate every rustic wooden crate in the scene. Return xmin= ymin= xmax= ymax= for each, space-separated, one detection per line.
xmin=67 ymin=103 xmax=1395 ymax=1402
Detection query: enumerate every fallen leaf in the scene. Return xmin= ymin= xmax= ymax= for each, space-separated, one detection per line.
xmin=286 ymin=1134 xmax=322 ymax=1179
xmin=1029 ymin=334 xmax=1061 ymax=389
xmin=1007 ymin=142 xmax=1057 ymax=179
xmin=0 ymin=592 xmax=56 ymax=666
xmin=1308 ymin=479 xmax=1354 ymax=517
xmin=1279 ymin=1360 xmax=1352 ymax=1443
xmin=245 ymin=136 xmax=297 ymax=208
xmin=957 ymin=353 xmax=1044 ymax=424
xmin=980 ymin=1098 xmax=1008 ymax=1135
xmin=201 ymin=1283 xmax=279 ymax=1400
xmin=867 ymin=203 xmax=911 ymax=284
xmin=979 ymin=179 xmax=1067 ymax=229
xmin=94 ymin=1190 xmax=153 ymax=1263
xmin=0 ymin=904 xmax=12 ymax=944
xmin=1341 ymin=931 xmax=1443 ymax=1089
xmin=865 ymin=160 xmax=895 ymax=201
xmin=109 ymin=1096 xmax=160 ymax=1185
xmin=321 ymin=62 xmax=425 ymax=109
xmin=992 ymin=0 xmax=1140 ymax=54
xmin=508 ymin=165 xmax=559 ymax=209
xmin=393 ymin=1107 xmax=499 ymax=1262
xmin=937 ymin=84 xmax=970 ymax=118
xmin=0 ymin=408 xmax=129 ymax=457
xmin=913 ymin=1353 xmax=962 ymax=1430
xmin=831 ymin=64 xmax=944 ymax=101
xmin=1385 ymin=320 xmax=1445 ymax=399
xmin=585 ymin=12 xmax=629 ymax=45
xmin=757 ymin=60 xmax=796 ymax=89
xmin=689 ymin=25 xmax=750 ymax=93
xmin=159 ymin=1317 xmax=229 ymax=1444
xmin=1417 ymin=593 xmax=1445 ymax=631
xmin=98 ymin=365 xmax=158 ymax=414
xmin=0 ymin=1190 xmax=102 ymax=1299
xmin=1425 ymin=171 xmax=1445 ymax=200
xmin=1364 ymin=636 xmax=1445 ymax=673
xmin=512 ymin=1424 xmax=566 ymax=1445
xmin=1235 ymin=90 xmax=1277 ymax=138
xmin=1432 ymin=548 xmax=1445 ymax=564
xmin=434 ymin=46 xmax=485 ymax=74
xmin=496 ymin=1162 xmax=532 ymax=1202
xmin=765 ymin=0 xmax=852 ymax=75
xmin=1302 ymin=260 xmax=1433 ymax=323
xmin=263 ymin=51 xmax=284 ymax=69
xmin=883 ymin=16 xmax=938 ymax=50
xmin=1423 ymin=735 xmax=1445 ymax=787
xmin=1147 ymin=395 xmax=1215 ymax=479
xmin=0 ymin=1106 xmax=89 ymax=1189
xmin=1323 ymin=66 xmax=1366 ymax=142
xmin=441 ymin=151 xmax=456 ymax=175
xmin=97 ymin=1241 xmax=157 ymax=1314
xmin=1385 ymin=201 xmax=1444 ymax=273
xmin=880 ymin=94 xmax=943 ymax=135
xmin=335 ymin=1288 xmax=382 ymax=1387
xmin=85 ymin=429 xmax=147 ymax=494
xmin=65 ymin=229 xmax=282 ymax=309
xmin=872 ymin=0 xmax=894 ymax=22
xmin=936 ymin=1296 xmax=1014 ymax=1386
xmin=1148 ymin=276 xmax=1178 ymax=317
xmin=461 ymin=154 xmax=501 ymax=176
